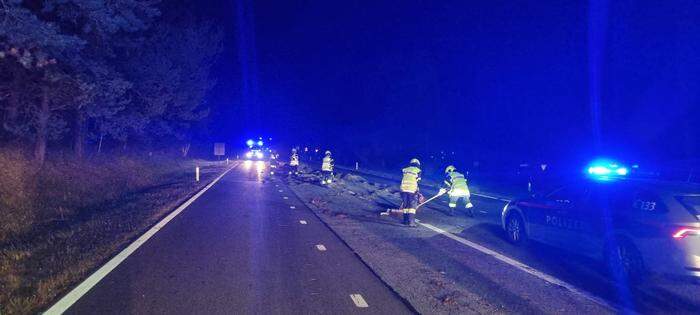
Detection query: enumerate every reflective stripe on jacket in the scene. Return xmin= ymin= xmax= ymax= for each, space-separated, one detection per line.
xmin=445 ymin=172 xmax=469 ymax=196
xmin=400 ymin=166 xmax=421 ymax=193
xmin=322 ymin=156 xmax=333 ymax=171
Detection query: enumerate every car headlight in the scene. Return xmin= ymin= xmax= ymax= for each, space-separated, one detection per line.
xmin=256 ymin=151 xmax=264 ymax=159
xmin=245 ymin=152 xmax=253 ymax=158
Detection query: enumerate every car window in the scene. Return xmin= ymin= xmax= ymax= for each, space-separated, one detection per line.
xmin=676 ymin=195 xmax=700 ymax=216
xmin=547 ymin=185 xmax=589 ymax=204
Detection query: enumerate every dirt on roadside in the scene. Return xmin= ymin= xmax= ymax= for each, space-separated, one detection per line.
xmin=284 ymin=170 xmax=612 ymax=315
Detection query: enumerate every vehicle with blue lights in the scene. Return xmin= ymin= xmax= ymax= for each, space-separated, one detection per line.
xmin=501 ymin=171 xmax=700 ymax=281
xmin=244 ymin=149 xmax=265 ymax=161
xmin=243 ymin=138 xmax=266 ymax=161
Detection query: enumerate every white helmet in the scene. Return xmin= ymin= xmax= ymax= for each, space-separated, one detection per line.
xmin=325 ymin=150 xmax=331 ymax=155
xmin=410 ymin=158 xmax=420 ymax=166
xmin=445 ymin=165 xmax=456 ymax=173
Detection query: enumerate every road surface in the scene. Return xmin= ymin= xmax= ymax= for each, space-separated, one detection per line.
xmin=338 ymin=167 xmax=700 ymax=314
xmin=59 ymin=163 xmax=412 ymax=314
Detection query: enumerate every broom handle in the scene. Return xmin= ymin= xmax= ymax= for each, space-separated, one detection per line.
xmin=416 ymin=192 xmax=444 ymax=210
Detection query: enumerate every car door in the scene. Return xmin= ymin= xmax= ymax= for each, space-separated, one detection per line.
xmin=539 ymin=184 xmax=591 ymax=250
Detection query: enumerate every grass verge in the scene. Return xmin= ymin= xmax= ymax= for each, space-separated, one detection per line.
xmin=0 ymin=150 xmax=229 ymax=314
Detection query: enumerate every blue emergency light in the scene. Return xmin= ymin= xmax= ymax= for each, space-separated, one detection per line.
xmin=586 ymin=159 xmax=629 ymax=180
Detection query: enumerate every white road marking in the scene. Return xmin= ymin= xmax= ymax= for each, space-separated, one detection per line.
xmin=472 ymin=192 xmax=510 ymax=202
xmin=45 ymin=164 xmax=239 ymax=315
xmin=350 ymin=294 xmax=369 ymax=308
xmin=283 ymin=196 xmax=289 ymax=200
xmin=299 ymin=220 xmax=307 ymax=225
xmin=316 ymin=244 xmax=327 ymax=251
xmin=418 ymin=222 xmax=616 ymax=312
xmin=278 ymin=189 xmax=283 ymax=192
xmin=290 ymin=206 xmax=296 ymax=209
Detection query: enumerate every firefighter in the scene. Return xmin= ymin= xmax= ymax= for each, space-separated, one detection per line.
xmin=321 ymin=150 xmax=334 ymax=184
xmin=290 ymin=148 xmax=300 ymax=175
xmin=439 ymin=165 xmax=474 ymax=216
xmin=400 ymin=158 xmax=422 ymax=227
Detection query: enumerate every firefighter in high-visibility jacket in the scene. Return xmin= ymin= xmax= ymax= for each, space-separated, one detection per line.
xmin=400 ymin=158 xmax=422 ymax=227
xmin=321 ymin=150 xmax=334 ymax=184
xmin=440 ymin=165 xmax=474 ymax=216
xmin=290 ymin=148 xmax=300 ymax=175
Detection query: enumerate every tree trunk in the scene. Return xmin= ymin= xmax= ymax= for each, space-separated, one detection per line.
xmin=97 ymin=134 xmax=104 ymax=154
xmin=3 ymin=72 xmax=21 ymax=133
xmin=34 ymin=87 xmax=49 ymax=165
xmin=74 ymin=109 xmax=85 ymax=158
xmin=181 ymin=143 xmax=191 ymax=157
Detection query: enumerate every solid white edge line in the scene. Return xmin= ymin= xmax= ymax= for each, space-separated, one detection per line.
xmin=350 ymin=294 xmax=369 ymax=308
xmin=44 ymin=163 xmax=238 ymax=315
xmin=417 ymin=222 xmax=616 ymax=312
xmin=339 ymin=167 xmax=618 ymax=311
xmin=472 ymin=192 xmax=510 ymax=202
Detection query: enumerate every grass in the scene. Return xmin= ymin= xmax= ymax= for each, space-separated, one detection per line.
xmin=0 ymin=149 xmax=228 ymax=314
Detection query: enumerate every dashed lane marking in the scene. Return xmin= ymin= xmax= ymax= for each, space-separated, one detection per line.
xmin=290 ymin=206 xmax=296 ymax=209
xmin=417 ymin=221 xmax=617 ymax=312
xmin=45 ymin=163 xmax=239 ymax=315
xmin=278 ymin=189 xmax=284 ymax=192
xmin=283 ymin=196 xmax=289 ymax=199
xmin=299 ymin=220 xmax=307 ymax=225
xmin=350 ymin=294 xmax=369 ymax=308
xmin=315 ymin=244 xmax=327 ymax=251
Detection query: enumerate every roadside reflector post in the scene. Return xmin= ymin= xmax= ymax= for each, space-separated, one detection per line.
xmin=196 ymin=166 xmax=200 ymax=182
xmin=226 ymin=158 xmax=229 ymax=165
xmin=355 ymin=162 xmax=359 ymax=170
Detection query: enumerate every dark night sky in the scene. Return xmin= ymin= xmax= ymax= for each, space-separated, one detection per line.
xmin=201 ymin=0 xmax=700 ymax=167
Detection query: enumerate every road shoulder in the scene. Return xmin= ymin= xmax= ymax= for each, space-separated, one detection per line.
xmin=285 ymin=172 xmax=613 ymax=314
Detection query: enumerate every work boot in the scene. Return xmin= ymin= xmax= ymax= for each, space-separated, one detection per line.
xmin=402 ymin=213 xmax=409 ymax=225
xmin=448 ymin=207 xmax=456 ymax=216
xmin=408 ymin=214 xmax=417 ymax=227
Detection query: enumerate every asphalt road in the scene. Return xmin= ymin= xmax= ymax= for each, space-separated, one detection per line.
xmin=62 ymin=163 xmax=412 ymax=314
xmin=339 ymin=167 xmax=700 ymax=314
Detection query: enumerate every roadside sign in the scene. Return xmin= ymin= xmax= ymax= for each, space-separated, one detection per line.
xmin=214 ymin=143 xmax=225 ymax=156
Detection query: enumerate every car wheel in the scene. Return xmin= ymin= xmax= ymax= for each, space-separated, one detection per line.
xmin=606 ymin=238 xmax=645 ymax=283
xmin=505 ymin=213 xmax=526 ymax=245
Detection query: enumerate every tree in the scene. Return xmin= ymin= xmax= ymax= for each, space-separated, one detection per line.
xmin=1 ymin=1 xmax=83 ymax=163
xmin=1 ymin=1 xmax=223 ymax=162
xmin=124 ymin=20 xmax=223 ymax=155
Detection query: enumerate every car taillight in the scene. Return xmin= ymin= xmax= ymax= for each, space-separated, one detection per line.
xmin=672 ymin=227 xmax=700 ymax=239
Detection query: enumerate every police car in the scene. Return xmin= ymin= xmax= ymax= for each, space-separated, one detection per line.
xmin=501 ymin=165 xmax=700 ymax=281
